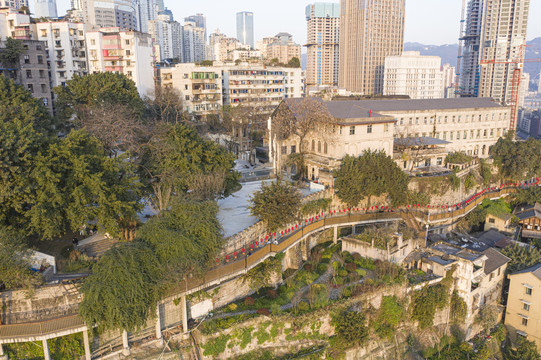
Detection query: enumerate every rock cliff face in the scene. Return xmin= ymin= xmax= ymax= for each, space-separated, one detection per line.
xmin=0 ymin=284 xmax=81 ymax=324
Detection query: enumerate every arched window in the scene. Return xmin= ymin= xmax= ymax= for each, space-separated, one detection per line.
xmin=311 ymin=140 xmax=315 ymax=151
xmin=324 ymin=142 xmax=328 ymax=154
xmin=317 ymin=141 xmax=321 ymax=153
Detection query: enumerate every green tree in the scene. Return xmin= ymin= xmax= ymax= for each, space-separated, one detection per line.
xmin=475 ymin=305 xmax=498 ymax=332
xmin=54 ymin=72 xmax=145 ymax=127
xmin=332 ymin=310 xmax=369 ymax=346
xmin=25 ymin=130 xmax=141 ymax=240
xmin=491 ymin=136 xmax=541 ymax=180
xmin=463 ymin=198 xmax=512 ymax=231
xmin=0 ymin=228 xmax=41 ymax=291
xmin=334 ymin=151 xmax=410 ymax=207
xmin=137 ymin=198 xmax=224 ymax=282
xmin=249 ymin=179 xmax=301 ymax=231
xmin=464 ymin=171 xmax=477 ymax=192
xmin=243 ymin=254 xmax=284 ymax=292
xmin=139 ymin=123 xmax=239 ymax=211
xmin=449 ymin=291 xmax=467 ymax=324
xmin=514 ymin=186 xmax=541 ymax=206
xmin=373 ymin=296 xmax=406 ymax=339
xmin=0 ymin=37 xmax=25 ymax=66
xmin=287 ymin=57 xmax=301 ymax=68
xmin=79 ymin=242 xmax=161 ymax=332
xmin=410 ymin=284 xmax=449 ymax=329
xmin=501 ymin=244 xmax=541 ymax=273
xmin=506 ymin=337 xmax=541 ymax=360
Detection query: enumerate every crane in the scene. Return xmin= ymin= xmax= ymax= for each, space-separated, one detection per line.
xmin=454 ymin=0 xmax=467 ymax=96
xmin=480 ymin=45 xmax=541 ymax=131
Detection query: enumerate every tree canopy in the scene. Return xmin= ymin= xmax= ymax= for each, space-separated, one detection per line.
xmin=139 ymin=123 xmax=239 ymax=211
xmin=501 ymin=244 xmax=541 ymax=273
xmin=490 ymin=136 xmax=541 ymax=180
xmin=54 ymin=72 xmax=145 ymax=127
xmin=0 ymin=228 xmax=41 ymax=291
xmin=334 ymin=151 xmax=410 ymax=207
xmin=0 ymin=37 xmax=25 ymax=66
xmin=79 ymin=242 xmax=161 ymax=332
xmin=137 ymin=198 xmax=224 ymax=282
xmin=249 ymin=179 xmax=302 ymax=231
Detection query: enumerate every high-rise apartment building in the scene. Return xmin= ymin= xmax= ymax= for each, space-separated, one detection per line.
xmin=182 ymin=19 xmax=205 ymax=63
xmin=305 ymin=2 xmax=340 ymax=87
xmin=0 ymin=0 xmax=28 ymax=9
xmin=460 ymin=0 xmax=530 ymax=107
xmin=383 ymin=51 xmax=444 ymax=99
xmin=236 ymin=11 xmax=254 ymax=49
xmin=74 ymin=0 xmax=138 ymax=30
xmin=338 ymin=0 xmax=405 ymax=95
xmin=86 ymin=27 xmax=154 ymax=96
xmin=208 ymin=30 xmax=240 ymax=61
xmin=149 ymin=11 xmax=182 ymax=61
xmin=34 ymin=0 xmax=57 ymax=18
xmin=185 ymin=13 xmax=206 ymax=41
xmin=135 ymin=0 xmax=160 ymax=34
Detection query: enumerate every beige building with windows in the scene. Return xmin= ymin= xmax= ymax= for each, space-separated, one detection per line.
xmin=305 ymin=2 xmax=340 ymax=87
xmin=263 ymin=32 xmax=301 ymax=65
xmin=505 ymin=263 xmax=541 ymax=351
xmin=338 ymin=0 xmax=405 ymax=95
xmin=86 ymin=27 xmax=154 ymax=97
xmin=383 ymin=51 xmax=444 ymax=99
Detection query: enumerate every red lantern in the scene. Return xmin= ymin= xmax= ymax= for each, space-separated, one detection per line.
xmin=251 ymin=244 xmax=253 ymax=250
xmin=242 ymin=248 xmax=245 ymax=253
xmin=216 ymin=258 xmax=219 ymax=264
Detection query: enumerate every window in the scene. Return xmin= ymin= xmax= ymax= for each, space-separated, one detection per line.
xmin=125 ymin=39 xmax=130 ymax=45
xmin=290 ymin=145 xmax=296 ymax=153
xmin=384 ymin=123 xmax=389 ymax=132
xmin=523 ymin=303 xmax=530 ymax=311
xmin=126 ymin=50 xmax=131 ymax=56
xmin=367 ymin=125 xmax=372 ymax=134
xmin=37 ymin=55 xmax=43 ymax=64
xmin=349 ymin=126 xmax=355 ymax=135
xmin=24 ymin=55 xmax=30 ymax=64
xmin=522 ymin=318 xmax=528 ymax=326
xmin=311 ymin=140 xmax=315 ymax=151
xmin=27 ymin=84 xmax=33 ymax=93
xmin=489 ymin=218 xmax=495 ymax=224
xmin=26 ymin=70 xmax=32 ymax=79
xmin=41 ymin=84 xmax=46 ymax=92
xmin=324 ymin=142 xmax=327 ymax=154
xmin=281 ymin=146 xmax=287 ymax=155
xmin=317 ymin=141 xmax=321 ymax=153
xmin=185 ymin=95 xmax=190 ymax=100
xmin=90 ymin=39 xmax=96 ymax=45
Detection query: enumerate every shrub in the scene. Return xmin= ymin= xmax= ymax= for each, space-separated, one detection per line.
xmin=256 ymin=308 xmax=271 ymax=316
xmin=373 ymin=296 xmax=405 ymax=339
xmin=345 ymin=263 xmax=357 ymax=272
xmin=352 ymin=253 xmax=362 ymax=261
xmin=297 ymin=301 xmax=309 ymax=312
xmin=356 ymin=269 xmax=366 ymax=277
xmin=244 ymin=297 xmax=255 ymax=306
xmin=353 ymin=256 xmax=376 ymax=271
xmin=317 ymin=263 xmax=328 ymax=275
xmin=338 ymin=269 xmax=348 ymax=277
xmin=332 ymin=310 xmax=369 ymax=346
xmin=304 ymin=263 xmax=313 ymax=272
xmin=334 ymin=277 xmax=345 ymax=286
xmin=228 ymin=303 xmax=238 ymax=311
xmin=342 ymin=287 xmax=352 ymax=298
xmin=266 ymin=289 xmax=278 ymax=299
xmin=270 ymin=303 xmax=281 ymax=315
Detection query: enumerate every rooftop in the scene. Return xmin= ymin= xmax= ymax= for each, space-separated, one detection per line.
xmin=481 ymin=247 xmax=511 ymax=275
xmin=331 ymin=97 xmax=504 ymax=112
xmin=509 ymin=263 xmax=541 ymax=281
xmin=394 ymin=136 xmax=450 ymax=147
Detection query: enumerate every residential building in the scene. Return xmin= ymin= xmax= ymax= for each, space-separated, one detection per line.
xmin=255 ymin=36 xmax=274 ymax=52
xmin=228 ymin=48 xmax=262 ymax=62
xmin=182 ymin=19 xmax=205 ymax=63
xmin=514 ymin=203 xmax=541 ymax=240
xmin=421 ymin=242 xmax=509 ymax=318
xmin=208 ymin=30 xmax=239 ymax=61
xmin=0 ymin=0 xmax=28 ymax=9
xmin=269 ymin=98 xmax=395 ymax=183
xmin=393 ymin=137 xmax=450 ymax=175
xmin=74 ymin=0 xmax=138 ymax=30
xmin=505 ymin=263 xmax=541 ymax=351
xmin=0 ymin=39 xmax=53 ymax=112
xmin=135 ymin=0 xmax=160 ymax=34
xmin=185 ymin=13 xmax=206 ymax=41
xmin=383 ymin=51 xmax=445 ymax=99
xmin=34 ymin=21 xmax=89 ymax=89
xmin=338 ymin=0 xmax=405 ymax=95
xmin=264 ymin=33 xmax=301 ymax=65
xmin=460 ymin=0 xmax=530 ymax=108
xmin=305 ymin=2 xmax=340 ymax=87
xmin=159 ymin=62 xmax=305 ymax=118
xmin=484 ymin=213 xmax=513 ymax=233
xmin=236 ymin=11 xmax=253 ymax=49
xmin=148 ymin=11 xmax=181 ymax=61
xmin=442 ymin=63 xmax=456 ymax=98
xmin=0 ymin=7 xmax=30 ymax=41
xmin=34 ymin=0 xmax=57 ymax=18
xmin=159 ymin=63 xmax=222 ymax=119
xmin=86 ymin=27 xmax=153 ymax=96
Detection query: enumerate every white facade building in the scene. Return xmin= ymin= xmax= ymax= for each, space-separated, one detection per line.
xmin=86 ymin=27 xmax=154 ymax=97
xmin=34 ymin=0 xmax=57 ymax=18
xmin=0 ymin=7 xmax=30 ymax=40
xmin=74 ymin=0 xmax=137 ymax=30
xmin=0 ymin=0 xmax=28 ymax=9
xmin=383 ymin=51 xmax=444 ymax=99
xmin=182 ymin=19 xmax=205 ymax=63
xmin=148 ymin=12 xmax=181 ymax=61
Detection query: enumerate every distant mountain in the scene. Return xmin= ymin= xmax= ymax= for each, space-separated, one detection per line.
xmin=403 ymin=42 xmax=459 ymax=67
xmin=404 ymin=38 xmax=541 ymax=81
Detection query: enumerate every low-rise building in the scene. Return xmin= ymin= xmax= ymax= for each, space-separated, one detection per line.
xmin=514 ymin=203 xmax=541 ymax=240
xmin=484 ymin=213 xmax=513 ymax=233
xmin=505 ymin=263 xmax=541 ymax=351
xmin=86 ymin=27 xmax=154 ymax=97
xmin=0 ymin=39 xmax=53 ymax=112
xmin=393 ymin=136 xmax=449 ymax=175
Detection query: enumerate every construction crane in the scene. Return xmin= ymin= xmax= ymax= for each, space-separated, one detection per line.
xmin=454 ymin=0 xmax=467 ymax=96
xmin=480 ymin=45 xmax=541 ymax=131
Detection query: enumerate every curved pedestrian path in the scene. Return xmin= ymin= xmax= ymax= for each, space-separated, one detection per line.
xmin=1 ymin=179 xmax=539 ymax=346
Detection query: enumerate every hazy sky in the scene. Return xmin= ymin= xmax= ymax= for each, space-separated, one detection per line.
xmin=45 ymin=0 xmax=541 ymax=46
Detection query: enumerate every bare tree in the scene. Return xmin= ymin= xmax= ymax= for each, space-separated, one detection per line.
xmin=188 ymin=171 xmax=227 ymax=201
xmin=77 ymin=102 xmax=146 ymax=156
xmin=144 ymin=86 xmax=187 ymax=124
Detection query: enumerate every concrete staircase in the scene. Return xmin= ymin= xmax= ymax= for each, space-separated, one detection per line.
xmin=77 ymin=237 xmax=118 ymax=258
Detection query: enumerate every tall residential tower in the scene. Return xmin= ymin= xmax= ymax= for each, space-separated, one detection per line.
xmin=236 ymin=11 xmax=254 ymax=49
xmin=34 ymin=0 xmax=57 ymax=18
xmin=460 ymin=0 xmax=530 ymax=108
xmin=338 ymin=0 xmax=405 ymax=95
xmin=305 ymin=2 xmax=340 ymax=87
